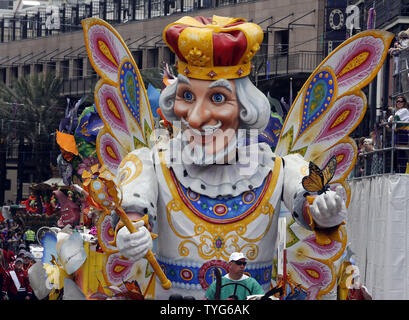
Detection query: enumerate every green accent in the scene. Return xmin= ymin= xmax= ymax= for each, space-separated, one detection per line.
xmin=289 ymin=146 xmax=308 ymax=158
xmin=24 ymin=229 xmax=36 ymax=242
xmin=145 ymin=260 xmax=153 ymax=278
xmin=143 ymin=119 xmax=153 ymax=146
xmin=133 ymin=136 xmax=147 ymax=150
xmin=279 ymin=126 xmax=294 ymax=155
xmin=205 ymin=276 xmax=265 ymax=300
xmin=286 ymin=218 xmax=300 ymax=248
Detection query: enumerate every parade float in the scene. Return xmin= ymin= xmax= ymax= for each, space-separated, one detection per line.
xmin=28 ymin=15 xmax=393 ymax=300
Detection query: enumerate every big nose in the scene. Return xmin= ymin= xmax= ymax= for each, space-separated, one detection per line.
xmin=186 ymin=98 xmax=211 ymax=130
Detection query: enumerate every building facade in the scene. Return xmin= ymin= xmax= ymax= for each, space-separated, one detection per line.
xmin=0 ymin=0 xmax=339 ymax=202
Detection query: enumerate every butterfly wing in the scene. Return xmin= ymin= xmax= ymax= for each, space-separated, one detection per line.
xmin=276 ymin=30 xmax=393 ymax=203
xmin=123 ymin=280 xmax=144 ymax=300
xmin=276 ymin=30 xmax=393 ymax=299
xmin=82 ymin=18 xmax=155 ymax=177
xmin=321 ymin=156 xmax=337 ymax=186
xmin=302 ymin=162 xmax=324 ymax=193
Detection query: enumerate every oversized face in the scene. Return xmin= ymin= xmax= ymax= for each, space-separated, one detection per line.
xmin=173 ymin=77 xmax=240 ymax=161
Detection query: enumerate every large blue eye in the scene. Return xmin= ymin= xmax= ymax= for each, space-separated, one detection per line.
xmin=183 ymin=90 xmax=194 ymax=102
xmin=211 ymin=93 xmax=225 ymax=103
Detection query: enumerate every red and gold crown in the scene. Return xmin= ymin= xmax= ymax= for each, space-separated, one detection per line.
xmin=163 ymin=15 xmax=263 ymax=80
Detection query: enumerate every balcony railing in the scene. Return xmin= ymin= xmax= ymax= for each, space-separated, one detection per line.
xmin=61 ymin=75 xmax=98 ymax=96
xmin=57 ymin=51 xmax=324 ymax=97
xmin=0 ymin=0 xmax=261 ymax=43
xmin=391 ymin=50 xmax=409 ymax=99
xmin=351 ymin=121 xmax=409 ymax=178
xmin=370 ymin=1 xmax=409 ymax=28
xmin=261 ymin=51 xmax=324 ymax=77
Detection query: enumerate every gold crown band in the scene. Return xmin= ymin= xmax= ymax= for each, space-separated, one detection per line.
xmin=177 ymin=60 xmax=251 ymax=80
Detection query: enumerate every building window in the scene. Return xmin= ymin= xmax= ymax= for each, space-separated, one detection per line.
xmin=0 ymin=69 xmax=6 ymax=83
xmin=132 ymin=50 xmax=143 ymax=69
xmin=61 ymin=60 xmax=69 ymax=79
xmin=23 ymin=65 xmax=30 ymax=77
xmin=34 ymin=64 xmax=43 ymax=74
xmin=147 ymin=48 xmax=158 ymax=68
xmin=163 ymin=46 xmax=175 ymax=66
xmin=274 ymin=30 xmax=289 ymax=55
xmin=11 ymin=67 xmax=18 ymax=82
xmin=74 ymin=58 xmax=83 ymax=77
xmin=47 ymin=62 xmax=56 ymax=75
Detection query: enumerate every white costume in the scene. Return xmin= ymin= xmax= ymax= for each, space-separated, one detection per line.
xmin=78 ymin=16 xmax=392 ymax=300
xmin=116 ymin=134 xmax=345 ymax=299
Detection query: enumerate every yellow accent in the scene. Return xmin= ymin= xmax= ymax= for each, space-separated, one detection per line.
xmin=331 ymin=110 xmax=350 ymax=129
xmin=107 ymin=98 xmax=121 ymax=119
xmin=306 ymin=269 xmax=320 ymax=279
xmin=91 ymin=163 xmax=99 ymax=173
xmin=106 ymin=145 xmax=118 ymax=159
xmin=143 ymin=271 xmax=156 ymax=299
xmin=163 ymin=15 xmax=263 ymax=80
xmin=337 ymin=261 xmax=353 ymax=300
xmin=159 ymin=151 xmax=281 ymax=261
xmin=98 ymin=40 xmax=118 ymax=67
xmin=117 ymin=153 xmax=143 ymax=186
xmin=80 ymin=241 xmax=112 ymax=297
xmin=114 ymin=264 xmax=126 ymax=273
xmin=337 ymin=51 xmax=369 ymax=78
xmin=176 ymin=60 xmax=252 ymax=81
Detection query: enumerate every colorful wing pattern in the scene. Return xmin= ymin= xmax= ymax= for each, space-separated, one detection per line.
xmin=276 ymin=30 xmax=393 ymax=204
xmin=275 ymin=30 xmax=393 ymax=299
xmin=81 ymin=18 xmax=156 ymax=296
xmin=82 ymin=18 xmax=155 ymax=178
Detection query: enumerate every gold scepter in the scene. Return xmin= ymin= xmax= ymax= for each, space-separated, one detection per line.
xmin=82 ymin=165 xmax=171 ymax=290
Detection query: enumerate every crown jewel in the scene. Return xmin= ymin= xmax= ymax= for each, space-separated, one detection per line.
xmin=163 ymin=15 xmax=264 ymax=80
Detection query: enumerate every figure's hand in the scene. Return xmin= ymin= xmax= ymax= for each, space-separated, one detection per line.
xmin=116 ymin=220 xmax=153 ymax=262
xmin=308 ymin=186 xmax=347 ymax=228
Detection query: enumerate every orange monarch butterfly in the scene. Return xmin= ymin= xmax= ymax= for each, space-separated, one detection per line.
xmin=122 ymin=280 xmax=144 ymax=300
xmin=302 ymin=156 xmax=337 ymax=195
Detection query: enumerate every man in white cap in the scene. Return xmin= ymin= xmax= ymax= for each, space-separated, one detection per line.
xmin=205 ymin=252 xmax=264 ymax=300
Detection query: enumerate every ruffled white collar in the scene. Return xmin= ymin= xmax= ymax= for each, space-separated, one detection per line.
xmin=159 ymin=135 xmax=275 ymax=198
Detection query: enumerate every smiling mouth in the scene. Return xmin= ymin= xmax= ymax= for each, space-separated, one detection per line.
xmin=181 ymin=118 xmax=222 ymax=143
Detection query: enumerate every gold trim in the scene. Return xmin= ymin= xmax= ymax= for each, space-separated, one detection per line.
xmin=159 ymin=152 xmax=282 ymax=260
xmin=177 ymin=61 xmax=251 ymax=80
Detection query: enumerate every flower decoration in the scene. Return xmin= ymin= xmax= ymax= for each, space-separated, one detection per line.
xmin=81 ymin=163 xmax=122 ymax=211
xmin=75 ymin=105 xmax=104 ymax=144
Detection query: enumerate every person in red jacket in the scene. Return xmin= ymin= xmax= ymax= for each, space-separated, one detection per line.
xmin=0 ymin=249 xmax=10 ymax=300
xmin=2 ymin=258 xmax=32 ymax=300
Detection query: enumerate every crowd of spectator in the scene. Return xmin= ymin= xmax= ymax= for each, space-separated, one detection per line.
xmin=0 ymin=218 xmax=37 ymax=300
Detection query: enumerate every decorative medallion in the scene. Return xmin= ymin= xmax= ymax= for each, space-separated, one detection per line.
xmin=299 ymin=69 xmax=336 ymax=138
xmin=119 ymin=60 xmax=141 ymax=126
xmin=198 ymin=259 xmax=229 ymax=289
xmin=170 ymin=169 xmax=272 ymax=224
